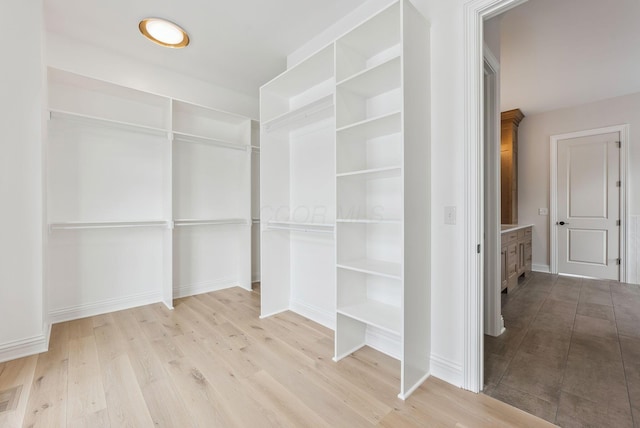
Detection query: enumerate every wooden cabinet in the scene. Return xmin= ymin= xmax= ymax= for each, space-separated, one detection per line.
xmin=501 ymin=109 xmax=525 ymax=225
xmin=500 ymin=226 xmax=532 ymax=292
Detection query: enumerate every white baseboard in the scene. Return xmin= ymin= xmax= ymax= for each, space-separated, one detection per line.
xmin=366 ymin=327 xmax=401 ymax=360
xmin=49 ymin=290 xmax=163 ymax=324
xmin=532 ymin=264 xmax=551 ymax=273
xmin=290 ymin=298 xmax=335 ymax=330
xmin=173 ymin=278 xmax=238 ymax=299
xmin=0 ymin=329 xmax=50 ymax=363
xmin=430 ymin=353 xmax=463 ymax=387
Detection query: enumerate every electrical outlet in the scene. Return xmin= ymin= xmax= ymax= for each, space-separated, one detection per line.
xmin=444 ymin=206 xmax=456 ymax=225
xmin=538 ymin=208 xmax=549 ymax=216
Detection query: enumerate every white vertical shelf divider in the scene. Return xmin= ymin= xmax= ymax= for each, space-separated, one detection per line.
xmin=259 ymin=0 xmax=430 ymax=400
xmin=163 ymin=100 xmax=174 ymax=310
xmin=46 ymin=67 xmax=252 ymax=321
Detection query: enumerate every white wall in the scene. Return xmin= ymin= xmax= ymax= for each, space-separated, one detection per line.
xmin=0 ymin=0 xmax=47 ymax=362
xmin=518 ymin=92 xmax=640 ymax=282
xmin=47 ymin=33 xmax=259 ymax=120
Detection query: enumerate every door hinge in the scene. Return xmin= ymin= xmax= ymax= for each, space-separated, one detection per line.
xmin=616 ymin=220 xmax=621 ymax=226
xmin=477 ymin=244 xmax=481 ymax=254
xmin=616 ymin=258 xmax=621 ymax=265
xmin=616 ymin=141 xmax=621 ymax=148
xmin=616 ymin=181 xmax=621 ymax=187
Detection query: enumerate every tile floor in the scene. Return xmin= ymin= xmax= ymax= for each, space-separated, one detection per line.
xmin=484 ymin=272 xmax=640 ymax=427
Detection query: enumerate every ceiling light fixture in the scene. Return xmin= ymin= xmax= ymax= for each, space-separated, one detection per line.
xmin=139 ymin=18 xmax=189 ymax=48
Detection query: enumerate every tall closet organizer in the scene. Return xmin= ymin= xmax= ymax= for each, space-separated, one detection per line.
xmin=46 ymin=68 xmax=252 ymax=322
xmin=260 ymin=0 xmax=430 ymax=399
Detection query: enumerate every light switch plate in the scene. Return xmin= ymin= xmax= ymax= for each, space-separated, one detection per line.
xmin=538 ymin=208 xmax=549 ymax=216
xmin=445 ymin=206 xmax=456 ymax=225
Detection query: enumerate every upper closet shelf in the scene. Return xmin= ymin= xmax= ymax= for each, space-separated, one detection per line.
xmin=172 ymin=131 xmax=249 ymax=151
xmin=174 ymin=218 xmax=249 ymax=227
xmin=337 ymin=166 xmax=401 ymax=179
xmin=336 ymin=55 xmax=401 ymax=96
xmin=336 ymin=111 xmax=401 ymax=136
xmin=49 ymin=110 xmax=169 ymax=137
xmin=49 ymin=220 xmax=170 ymax=232
xmin=261 ymin=95 xmax=334 ymax=133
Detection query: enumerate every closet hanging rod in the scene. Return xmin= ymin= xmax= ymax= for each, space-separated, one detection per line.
xmin=49 ymin=220 xmax=170 ymax=232
xmin=266 ymin=225 xmax=334 ymax=234
xmin=174 ymin=219 xmax=249 ymax=227
xmin=261 ymin=95 xmax=334 ymax=132
xmin=172 ymin=132 xmax=249 ymax=151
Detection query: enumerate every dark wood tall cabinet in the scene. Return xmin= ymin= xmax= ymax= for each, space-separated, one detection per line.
xmin=501 ymin=108 xmax=524 ymax=225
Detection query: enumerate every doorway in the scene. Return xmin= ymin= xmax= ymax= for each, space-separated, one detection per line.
xmin=550 ymin=126 xmax=628 ymax=281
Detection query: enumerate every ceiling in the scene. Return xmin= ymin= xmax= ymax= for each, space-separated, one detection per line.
xmin=495 ymin=0 xmax=640 ymax=115
xmin=45 ymin=0 xmax=368 ymax=97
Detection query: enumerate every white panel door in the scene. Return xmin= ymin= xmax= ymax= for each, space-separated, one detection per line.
xmin=556 ymin=132 xmax=620 ymax=279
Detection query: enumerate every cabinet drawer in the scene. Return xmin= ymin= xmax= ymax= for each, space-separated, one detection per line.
xmin=524 ymin=227 xmax=532 ymax=238
xmin=517 ymin=229 xmax=526 ymax=239
xmin=502 ymin=231 xmax=518 ymax=246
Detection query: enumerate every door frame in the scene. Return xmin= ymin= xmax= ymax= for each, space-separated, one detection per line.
xmin=483 ymin=46 xmax=504 ymax=337
xmin=463 ymin=0 xmax=529 ymax=393
xmin=549 ymin=125 xmax=629 ymax=281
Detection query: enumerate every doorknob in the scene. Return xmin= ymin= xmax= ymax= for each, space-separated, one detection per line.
xmin=556 ymin=221 xmax=569 ymax=226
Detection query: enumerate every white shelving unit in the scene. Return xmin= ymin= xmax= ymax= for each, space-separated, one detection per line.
xmin=259 ymin=0 xmax=430 ymax=400
xmin=260 ymin=43 xmax=336 ymax=323
xmin=46 ymin=68 xmax=251 ymax=322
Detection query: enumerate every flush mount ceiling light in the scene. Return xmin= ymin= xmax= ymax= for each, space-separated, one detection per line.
xmin=139 ymin=18 xmax=189 ymax=48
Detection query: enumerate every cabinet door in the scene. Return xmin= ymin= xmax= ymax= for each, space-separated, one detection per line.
xmin=501 ymin=247 xmax=508 ymax=290
xmin=524 ymin=239 xmax=532 ymax=272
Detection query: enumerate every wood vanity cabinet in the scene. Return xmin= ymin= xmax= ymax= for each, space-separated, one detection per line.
xmin=501 ymin=226 xmax=532 ymax=292
xmin=501 ymin=109 xmax=525 ymax=225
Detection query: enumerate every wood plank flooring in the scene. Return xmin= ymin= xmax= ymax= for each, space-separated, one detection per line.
xmin=1 ymin=286 xmax=554 ymax=427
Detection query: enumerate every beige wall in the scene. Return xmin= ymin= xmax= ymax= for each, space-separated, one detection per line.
xmin=518 ymin=92 xmax=640 ymax=282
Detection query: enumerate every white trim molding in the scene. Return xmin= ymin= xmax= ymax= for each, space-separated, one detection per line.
xmin=549 ymin=124 xmax=629 ymax=282
xmin=430 ymin=353 xmax=464 ymax=387
xmin=532 ymin=264 xmax=551 ymax=273
xmin=463 ymin=0 xmax=529 ymax=393
xmin=0 ymin=327 xmax=50 ymax=363
xmin=49 ymin=290 xmax=163 ymax=324
xmin=290 ymin=299 xmax=335 ymax=330
xmin=173 ymin=278 xmax=239 ymax=299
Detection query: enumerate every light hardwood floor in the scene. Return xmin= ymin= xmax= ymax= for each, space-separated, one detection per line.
xmin=1 ymin=287 xmax=554 ymax=427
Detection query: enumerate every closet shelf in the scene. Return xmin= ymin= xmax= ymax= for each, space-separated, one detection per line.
xmin=337 ymin=166 xmax=401 ymax=179
xmin=337 ymin=258 xmax=402 ymax=279
xmin=173 ymin=218 xmax=249 ymax=227
xmin=261 ymin=95 xmax=334 ymax=132
xmin=338 ymin=301 xmax=401 ymax=335
xmin=172 ymin=132 xmax=248 ymax=151
xmin=336 ymin=111 xmax=401 ymax=136
xmin=49 ymin=110 xmax=168 ymax=137
xmin=49 ymin=220 xmax=170 ymax=231
xmin=336 ymin=56 xmax=400 ymax=98
xmin=266 ymin=221 xmax=334 ymax=234
xmin=336 ymin=55 xmax=401 ymax=91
